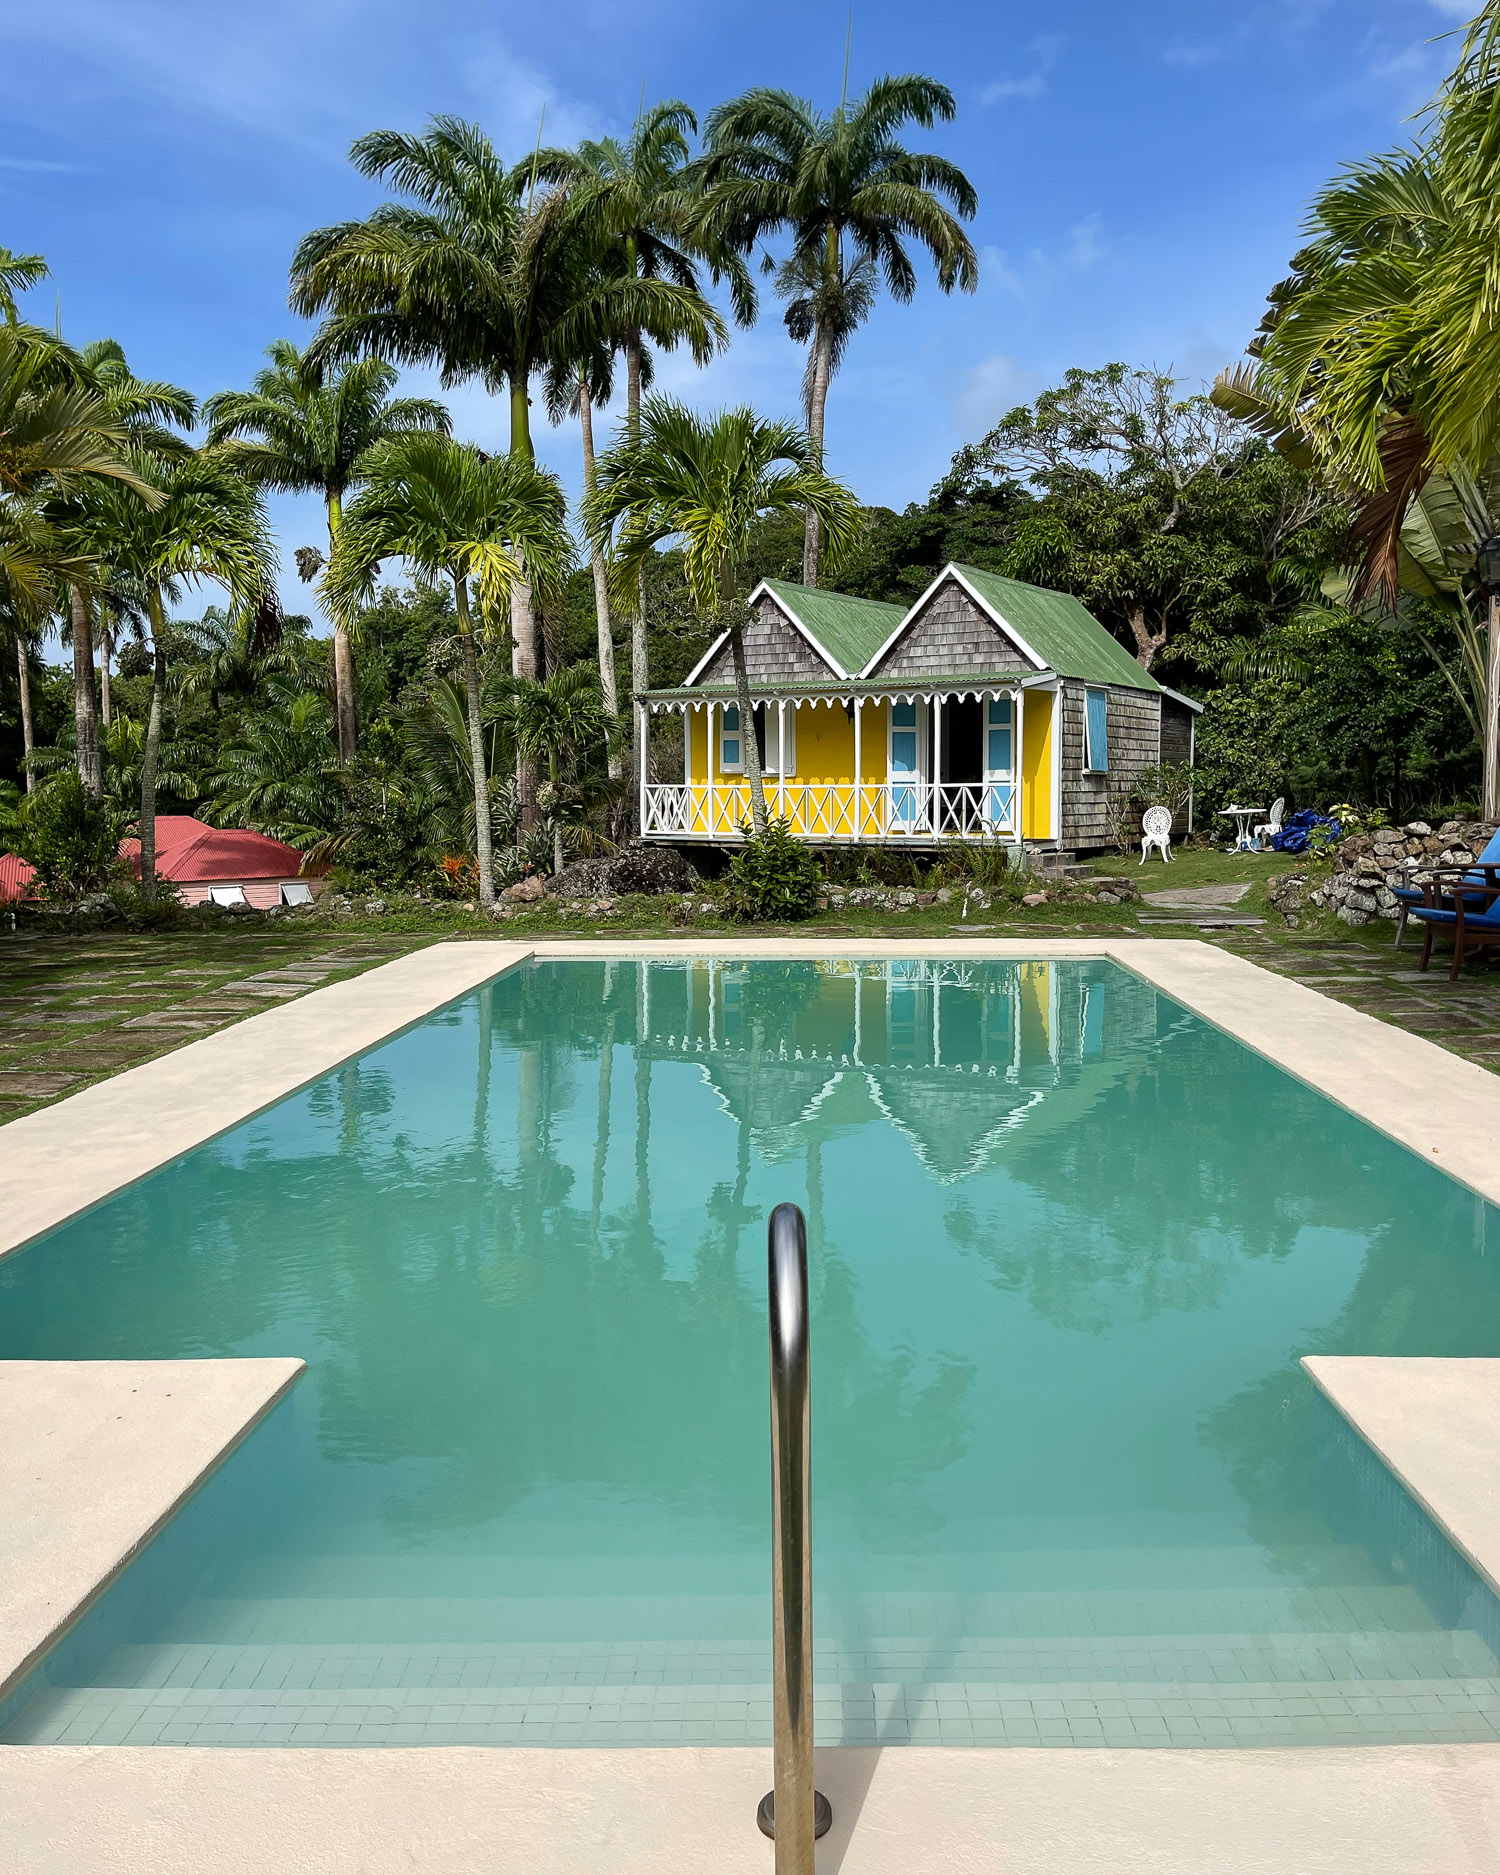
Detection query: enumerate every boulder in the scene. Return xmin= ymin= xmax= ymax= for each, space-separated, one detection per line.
xmin=504 ymin=875 xmax=546 ymax=903
xmin=548 ymin=844 xmax=700 ymax=899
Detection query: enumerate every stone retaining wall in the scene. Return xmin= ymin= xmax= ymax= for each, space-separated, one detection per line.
xmin=1308 ymin=820 xmax=1498 ymax=927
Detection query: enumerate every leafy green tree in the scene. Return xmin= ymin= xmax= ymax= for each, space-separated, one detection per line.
xmin=586 ymin=396 xmax=861 ymax=833
xmin=325 ymin=433 xmax=571 ymax=907
xmin=11 ymin=768 xmax=127 ymax=899
xmin=203 ymin=339 xmax=450 ymax=764
xmin=698 ymin=75 xmax=978 ymax=585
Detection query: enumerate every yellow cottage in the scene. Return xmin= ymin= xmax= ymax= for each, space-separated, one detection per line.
xmin=637 ymin=563 xmax=1200 ymax=856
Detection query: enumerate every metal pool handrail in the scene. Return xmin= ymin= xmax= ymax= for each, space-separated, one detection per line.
xmin=757 ymin=1202 xmax=832 ymax=1865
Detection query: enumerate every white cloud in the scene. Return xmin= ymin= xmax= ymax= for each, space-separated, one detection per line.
xmin=979 ymin=214 xmax=1108 ymax=306
xmin=948 ymin=355 xmax=1042 ymax=437
xmin=981 ymin=74 xmax=1045 ymax=103
xmin=1428 ymin=0 xmax=1474 ymax=14
xmin=465 ymin=40 xmax=604 ymax=162
xmin=1067 ymin=214 xmax=1105 ymax=270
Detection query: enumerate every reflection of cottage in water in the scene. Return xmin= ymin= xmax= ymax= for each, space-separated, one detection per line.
xmin=629 ymin=958 xmax=1163 ymax=1183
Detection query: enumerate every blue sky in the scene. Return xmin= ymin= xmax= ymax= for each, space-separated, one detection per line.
xmin=0 ymin=0 xmax=1473 ymax=620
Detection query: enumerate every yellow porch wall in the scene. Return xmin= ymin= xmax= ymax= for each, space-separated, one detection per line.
xmin=1022 ymin=690 xmax=1054 ymax=840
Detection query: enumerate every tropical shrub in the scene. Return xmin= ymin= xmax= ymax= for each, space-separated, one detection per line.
xmin=721 ymin=818 xmax=824 ymax=922
xmin=13 ymin=772 xmax=130 ymax=900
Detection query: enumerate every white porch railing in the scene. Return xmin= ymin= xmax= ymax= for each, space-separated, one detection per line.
xmin=643 ymin=779 xmax=1018 ymax=843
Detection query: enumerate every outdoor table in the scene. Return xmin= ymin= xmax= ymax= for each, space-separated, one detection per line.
xmin=1219 ymin=805 xmax=1264 ymax=851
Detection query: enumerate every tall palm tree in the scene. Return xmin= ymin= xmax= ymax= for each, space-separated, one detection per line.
xmin=698 ymin=76 xmax=978 ymax=585
xmin=325 ymin=432 xmax=571 ymax=907
xmin=63 ymin=450 xmax=275 ymax=898
xmin=548 ymin=350 xmax=622 ymax=769
xmin=290 ymin=117 xmax=723 ymax=686
xmin=585 ymin=396 xmax=860 ymax=833
xmin=532 ymin=102 xmax=746 ymax=700
xmin=203 ymin=339 xmax=450 ymax=764
xmin=504 ymin=664 xmax=618 ymax=874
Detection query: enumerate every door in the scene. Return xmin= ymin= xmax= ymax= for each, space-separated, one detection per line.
xmin=983 ymin=696 xmax=1015 ymax=830
xmin=888 ymin=700 xmax=924 ymax=829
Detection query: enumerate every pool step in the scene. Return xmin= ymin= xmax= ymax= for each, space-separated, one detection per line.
xmin=70 ymin=1623 xmax=1500 ymax=1692
xmin=141 ymin=1577 xmax=1448 ymax=1647
xmin=11 ymin=1671 xmax=1500 ymax=1750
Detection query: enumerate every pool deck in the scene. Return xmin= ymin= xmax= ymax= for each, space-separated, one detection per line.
xmin=7 ymin=940 xmax=1500 ymax=1870
xmin=0 ymin=1360 xmax=303 ymax=1708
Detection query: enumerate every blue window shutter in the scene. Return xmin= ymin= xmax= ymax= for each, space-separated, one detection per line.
xmin=1085 ymin=690 xmax=1109 ymax=772
xmin=892 ymin=700 xmax=917 ymax=728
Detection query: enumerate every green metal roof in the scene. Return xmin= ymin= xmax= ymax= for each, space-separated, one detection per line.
xmin=761 ymin=578 xmax=906 ymax=679
xmin=949 ymin=565 xmax=1160 ymax=693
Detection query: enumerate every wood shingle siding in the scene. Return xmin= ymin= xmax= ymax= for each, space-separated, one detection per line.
xmin=868 ymin=580 xmax=1032 ymax=681
xmin=695 ymin=597 xmax=835 ymax=687
xmin=1058 ymin=680 xmax=1161 ymax=849
xmin=1160 ymin=696 xmax=1194 ymax=766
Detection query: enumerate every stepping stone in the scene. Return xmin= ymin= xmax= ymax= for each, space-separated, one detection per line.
xmin=0 ymin=1071 xmax=81 ymax=1096
xmin=120 ymin=1013 xmax=217 ymax=1030
xmin=1142 ymin=884 xmax=1253 ymax=908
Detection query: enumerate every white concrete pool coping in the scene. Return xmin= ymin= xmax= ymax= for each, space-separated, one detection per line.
xmin=5 ymin=937 xmax=1500 ymax=1870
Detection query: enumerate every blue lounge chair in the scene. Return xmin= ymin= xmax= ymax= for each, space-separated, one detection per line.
xmin=1411 ymin=867 xmax=1500 ymax=979
xmin=1392 ymin=826 xmax=1500 ymax=948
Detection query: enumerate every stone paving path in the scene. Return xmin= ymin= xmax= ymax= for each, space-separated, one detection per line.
xmin=1215 ymin=930 xmax=1500 ymax=1071
xmin=0 ymin=932 xmax=425 ymax=1120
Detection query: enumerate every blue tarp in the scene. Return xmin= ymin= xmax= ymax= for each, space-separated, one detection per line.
xmin=1270 ymin=810 xmax=1341 ymax=854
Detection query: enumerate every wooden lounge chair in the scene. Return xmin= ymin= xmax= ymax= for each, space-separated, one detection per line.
xmin=1392 ymin=826 xmax=1500 ymax=949
xmin=1412 ymin=864 xmax=1500 ymax=979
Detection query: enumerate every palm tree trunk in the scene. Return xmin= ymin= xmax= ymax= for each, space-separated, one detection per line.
xmin=802 ymin=318 xmax=834 ymax=588
xmin=551 ymin=753 xmax=565 ymax=877
xmin=69 ymin=582 xmax=102 ymax=798
xmin=140 ymin=589 xmax=167 ymax=904
xmin=1485 ymin=591 xmax=1500 ymax=824
xmin=454 ymin=575 xmax=496 ymax=908
xmin=15 ymin=631 xmax=34 ymax=793
xmin=327 ymin=490 xmax=357 ymax=765
xmin=98 ymin=616 xmax=111 ymax=729
xmin=728 ymin=617 xmax=768 ymax=835
xmin=578 ymin=382 xmax=623 ymax=781
xmin=625 ymin=330 xmax=650 ymax=819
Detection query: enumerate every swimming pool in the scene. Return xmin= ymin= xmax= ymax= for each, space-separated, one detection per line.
xmin=3 ymin=954 xmax=1500 ymax=1749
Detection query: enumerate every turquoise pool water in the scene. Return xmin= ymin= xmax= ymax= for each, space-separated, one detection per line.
xmin=4 ymin=955 xmax=1500 ymax=1750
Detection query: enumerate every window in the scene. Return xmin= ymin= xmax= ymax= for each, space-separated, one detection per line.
xmin=280 ymin=880 xmax=314 ymax=907
xmin=1083 ymin=688 xmax=1109 ymax=773
xmin=719 ymin=704 xmax=742 ymax=772
xmin=985 ymin=696 xmax=1013 ymax=775
xmin=756 ymin=704 xmax=797 ymax=778
xmin=209 ymin=884 xmax=248 ymax=907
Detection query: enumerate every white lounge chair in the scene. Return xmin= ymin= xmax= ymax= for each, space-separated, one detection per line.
xmin=1252 ymin=797 xmax=1286 ymax=849
xmin=1140 ymin=805 xmax=1173 ymax=864
xmin=280 ymin=880 xmax=314 ymax=906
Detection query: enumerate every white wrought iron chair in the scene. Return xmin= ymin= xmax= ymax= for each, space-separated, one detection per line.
xmin=1140 ymin=804 xmax=1174 ymax=864
xmin=1252 ymin=796 xmax=1286 ymax=849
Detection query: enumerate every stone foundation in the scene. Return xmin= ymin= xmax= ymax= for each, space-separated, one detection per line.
xmin=1308 ymin=821 xmax=1498 ymax=927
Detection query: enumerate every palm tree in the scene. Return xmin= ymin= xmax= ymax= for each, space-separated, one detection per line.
xmin=585 ymin=396 xmax=861 ymax=833
xmin=547 ymin=351 xmax=623 ymax=772
xmin=504 ymin=664 xmax=618 ymax=874
xmin=63 ymin=450 xmax=275 ymax=899
xmin=325 ymin=432 xmax=571 ymax=907
xmin=40 ymin=338 xmax=194 ymax=799
xmin=532 ymin=102 xmax=746 ymax=700
xmin=203 ymin=339 xmax=450 ymax=764
xmin=290 ymin=117 xmax=723 ymax=688
xmin=0 ymin=248 xmax=47 ymax=325
xmin=210 ymin=677 xmax=342 ymax=845
xmin=698 ymin=75 xmax=978 ymax=585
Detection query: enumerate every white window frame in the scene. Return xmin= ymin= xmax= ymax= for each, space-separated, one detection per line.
xmin=719 ymin=702 xmax=744 ymax=774
xmin=760 ymin=703 xmax=797 ymax=778
xmin=209 ymin=884 xmax=248 ymax=907
xmin=1082 ymin=687 xmax=1110 ymax=774
xmin=280 ymin=880 xmax=313 ymax=907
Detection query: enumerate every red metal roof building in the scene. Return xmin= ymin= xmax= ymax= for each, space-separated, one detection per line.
xmin=1 ymin=818 xmax=323 ymax=909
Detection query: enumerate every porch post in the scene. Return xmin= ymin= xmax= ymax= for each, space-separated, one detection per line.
xmin=708 ymin=700 xmax=718 ymax=838
xmin=638 ymin=700 xmax=649 ymax=834
xmin=1014 ymin=686 xmax=1025 ymax=852
xmin=853 ymin=696 xmax=863 ymax=841
xmin=683 ymin=702 xmax=692 ymax=787
xmin=932 ymin=694 xmax=943 ymax=837
xmin=777 ymin=698 xmax=787 ymax=824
